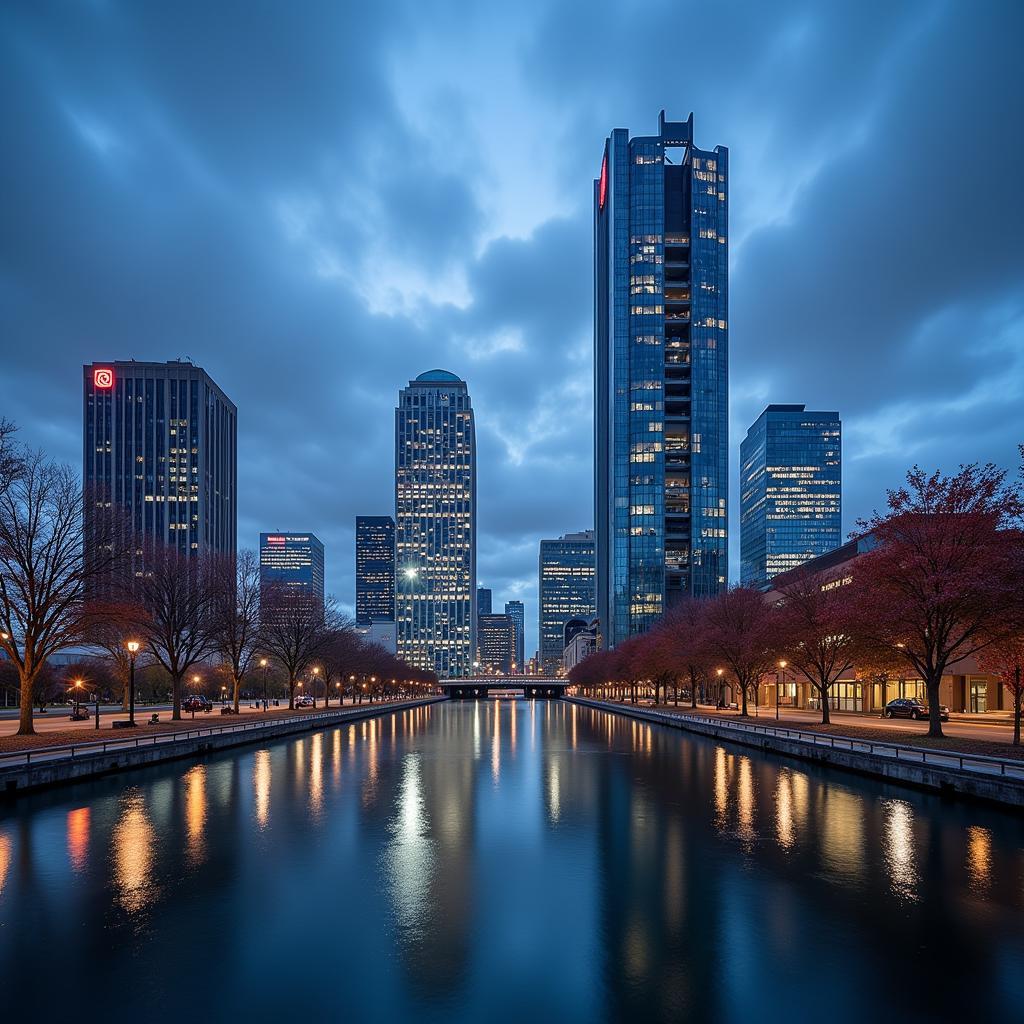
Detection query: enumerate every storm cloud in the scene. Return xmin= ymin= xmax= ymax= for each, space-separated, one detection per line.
xmin=2 ymin=0 xmax=1021 ymax=656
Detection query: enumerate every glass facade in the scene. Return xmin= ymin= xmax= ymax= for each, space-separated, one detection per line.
xmin=476 ymin=587 xmax=492 ymax=617
xmin=355 ymin=515 xmax=395 ymax=625
xmin=595 ymin=111 xmax=729 ymax=649
xmin=83 ymin=360 xmax=236 ymax=565
xmin=539 ymin=531 xmax=596 ymax=675
xmin=504 ymin=599 xmax=525 ymax=670
xmin=395 ymin=370 xmax=476 ymax=678
xmin=740 ymin=405 xmax=841 ymax=589
xmin=260 ymin=533 xmax=325 ymax=615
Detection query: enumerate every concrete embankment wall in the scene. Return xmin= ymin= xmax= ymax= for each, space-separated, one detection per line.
xmin=1 ymin=698 xmax=445 ymax=799
xmin=566 ymin=697 xmax=1024 ymax=809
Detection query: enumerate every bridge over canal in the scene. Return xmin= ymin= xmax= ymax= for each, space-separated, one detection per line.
xmin=439 ymin=677 xmax=568 ymax=699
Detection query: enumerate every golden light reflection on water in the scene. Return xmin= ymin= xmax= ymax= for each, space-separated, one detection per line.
xmin=510 ymin=698 xmax=517 ymax=754
xmin=67 ymin=807 xmax=90 ymax=872
xmin=310 ymin=732 xmax=324 ymax=818
xmin=387 ymin=755 xmax=433 ymax=936
xmin=0 ymin=832 xmax=11 ymax=896
xmin=184 ymin=765 xmax=207 ymax=866
xmin=736 ymin=756 xmax=755 ymax=846
xmin=491 ymin=699 xmax=501 ymax=784
xmin=254 ymin=749 xmax=271 ymax=829
xmin=333 ymin=728 xmax=342 ymax=787
xmin=113 ymin=792 xmax=156 ymax=914
xmin=713 ymin=747 xmax=728 ymax=829
xmin=548 ymin=760 xmax=561 ymax=824
xmin=883 ymin=799 xmax=919 ymax=901
xmin=821 ymin=790 xmax=864 ymax=882
xmin=624 ymin=920 xmax=650 ymax=983
xmin=775 ymin=772 xmax=795 ymax=850
xmin=966 ymin=825 xmax=992 ymax=896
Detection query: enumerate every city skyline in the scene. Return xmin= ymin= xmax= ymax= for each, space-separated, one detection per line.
xmin=3 ymin=3 xmax=1022 ymax=661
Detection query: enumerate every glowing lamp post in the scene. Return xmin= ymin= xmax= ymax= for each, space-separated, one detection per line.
xmin=777 ymin=660 xmax=788 ymax=720
xmin=260 ymin=657 xmax=269 ymax=711
xmin=126 ymin=640 xmax=141 ymax=726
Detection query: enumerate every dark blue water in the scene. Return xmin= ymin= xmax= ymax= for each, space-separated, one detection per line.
xmin=1 ymin=700 xmax=1022 ymax=1023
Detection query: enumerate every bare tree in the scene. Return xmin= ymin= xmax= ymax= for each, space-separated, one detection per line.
xmin=132 ymin=542 xmax=219 ymax=720
xmin=211 ymin=549 xmax=261 ymax=713
xmin=0 ymin=419 xmax=20 ymax=497
xmin=0 ymin=450 xmax=117 ymax=735
xmin=259 ymin=585 xmax=340 ymax=709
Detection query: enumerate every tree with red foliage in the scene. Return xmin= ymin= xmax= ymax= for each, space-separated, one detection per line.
xmin=774 ymin=572 xmax=860 ymax=725
xmin=977 ymin=636 xmax=1024 ymax=745
xmin=632 ymin=619 xmax=678 ymax=706
xmin=703 ymin=587 xmax=777 ymax=716
xmin=661 ymin=597 xmax=713 ymax=708
xmin=852 ymin=463 xmax=1022 ymax=738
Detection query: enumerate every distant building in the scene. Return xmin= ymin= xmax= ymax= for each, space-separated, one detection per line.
xmin=477 ymin=587 xmax=492 ymax=617
xmin=594 ymin=111 xmax=729 ymax=649
xmin=477 ymin=613 xmax=515 ymax=674
xmin=260 ymin=533 xmax=325 ymax=616
xmin=83 ymin=359 xmax=236 ymax=560
xmin=539 ymin=530 xmax=596 ymax=675
xmin=355 ymin=515 xmax=396 ymax=625
xmin=563 ymin=619 xmax=600 ymax=675
xmin=395 ymin=370 xmax=476 ymax=678
xmin=504 ymin=600 xmax=525 ymax=670
xmin=740 ymin=405 xmax=841 ymax=589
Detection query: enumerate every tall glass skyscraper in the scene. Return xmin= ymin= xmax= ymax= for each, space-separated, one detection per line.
xmin=260 ymin=532 xmax=325 ymax=615
xmin=539 ymin=531 xmax=596 ymax=675
xmin=355 ymin=515 xmax=395 ymax=625
xmin=594 ymin=111 xmax=729 ymax=648
xmin=504 ymin=599 xmax=525 ymax=670
xmin=740 ymin=404 xmax=841 ymax=589
xmin=83 ymin=359 xmax=236 ymax=558
xmin=395 ymin=370 xmax=476 ymax=678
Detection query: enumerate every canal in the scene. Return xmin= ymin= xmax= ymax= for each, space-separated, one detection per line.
xmin=1 ymin=700 xmax=1022 ymax=1022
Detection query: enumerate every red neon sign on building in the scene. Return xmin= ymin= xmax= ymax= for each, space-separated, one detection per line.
xmin=598 ymin=150 xmax=608 ymax=211
xmin=93 ymin=368 xmax=114 ymax=389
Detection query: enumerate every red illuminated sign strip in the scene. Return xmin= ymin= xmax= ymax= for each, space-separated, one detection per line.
xmin=599 ymin=151 xmax=608 ymax=211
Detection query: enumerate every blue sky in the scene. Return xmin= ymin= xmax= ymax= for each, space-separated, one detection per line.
xmin=2 ymin=0 xmax=1022 ymax=657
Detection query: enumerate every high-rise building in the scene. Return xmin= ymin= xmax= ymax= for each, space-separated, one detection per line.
xmin=539 ymin=531 xmax=596 ymax=675
xmin=504 ymin=599 xmax=525 ymax=671
xmin=477 ymin=587 xmax=492 ymax=617
xmin=355 ymin=515 xmax=395 ymax=625
xmin=740 ymin=404 xmax=842 ymax=589
xmin=83 ymin=359 xmax=236 ymax=558
xmin=477 ymin=613 xmax=515 ymax=674
xmin=395 ymin=369 xmax=476 ymax=678
xmin=594 ymin=111 xmax=729 ymax=649
xmin=259 ymin=533 xmax=325 ymax=612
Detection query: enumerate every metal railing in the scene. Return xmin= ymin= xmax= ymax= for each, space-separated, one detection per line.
xmin=569 ymin=698 xmax=1024 ymax=782
xmin=0 ymin=697 xmax=441 ymax=771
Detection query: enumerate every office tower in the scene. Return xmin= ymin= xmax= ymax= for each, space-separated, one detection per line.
xmin=477 ymin=587 xmax=492 ymax=617
xmin=355 ymin=515 xmax=396 ymax=625
xmin=594 ymin=110 xmax=729 ymax=648
xmin=83 ymin=359 xmax=236 ymax=559
xmin=740 ymin=404 xmax=842 ymax=589
xmin=539 ymin=531 xmax=596 ymax=675
xmin=477 ymin=613 xmax=515 ymax=674
xmin=395 ymin=369 xmax=476 ymax=678
xmin=259 ymin=533 xmax=325 ymax=612
xmin=504 ymin=599 xmax=525 ymax=671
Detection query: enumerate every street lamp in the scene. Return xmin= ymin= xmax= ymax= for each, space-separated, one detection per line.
xmin=260 ymin=657 xmax=269 ymax=711
xmin=191 ymin=673 xmax=201 ymax=719
xmin=126 ymin=640 xmax=140 ymax=726
xmin=716 ymin=667 xmax=724 ymax=709
xmin=72 ymin=678 xmax=84 ymax=717
xmin=349 ymin=675 xmax=355 ymax=706
xmin=312 ymin=665 xmax=320 ymax=708
xmin=776 ymin=659 xmax=788 ymax=720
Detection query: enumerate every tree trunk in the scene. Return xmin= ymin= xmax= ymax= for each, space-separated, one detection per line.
xmin=819 ymin=684 xmax=831 ymax=725
xmin=17 ymin=666 xmax=36 ymax=736
xmin=925 ymin=672 xmax=944 ymax=738
xmin=172 ymin=673 xmax=183 ymax=721
xmin=289 ymin=678 xmax=296 ymax=710
xmin=739 ymin=683 xmax=748 ymax=717
xmin=233 ymin=674 xmax=241 ymax=714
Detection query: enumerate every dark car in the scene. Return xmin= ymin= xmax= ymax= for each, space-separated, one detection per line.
xmin=183 ymin=694 xmax=213 ymax=713
xmin=884 ymin=698 xmax=949 ymax=722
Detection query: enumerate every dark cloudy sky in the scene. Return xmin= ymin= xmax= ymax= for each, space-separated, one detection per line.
xmin=2 ymin=1 xmax=1022 ymax=657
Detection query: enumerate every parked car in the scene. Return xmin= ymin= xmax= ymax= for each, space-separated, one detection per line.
xmin=183 ymin=694 xmax=213 ymax=713
xmin=883 ymin=698 xmax=949 ymax=722
xmin=295 ymin=695 xmax=315 ymax=709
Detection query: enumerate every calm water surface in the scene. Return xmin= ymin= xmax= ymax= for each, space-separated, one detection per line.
xmin=1 ymin=700 xmax=1023 ymax=1022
